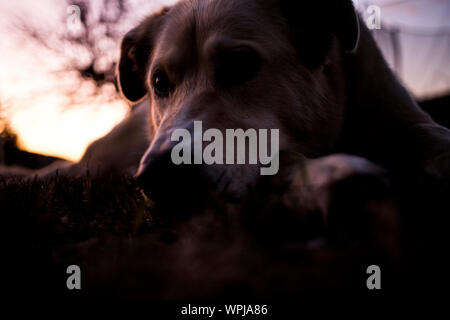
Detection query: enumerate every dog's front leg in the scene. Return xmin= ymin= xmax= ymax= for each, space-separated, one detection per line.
xmin=279 ymin=154 xmax=400 ymax=258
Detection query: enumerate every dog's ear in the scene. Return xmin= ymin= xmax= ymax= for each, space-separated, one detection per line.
xmin=117 ymin=8 xmax=169 ymax=103
xmin=331 ymin=0 xmax=360 ymax=53
xmin=278 ymin=0 xmax=360 ymax=66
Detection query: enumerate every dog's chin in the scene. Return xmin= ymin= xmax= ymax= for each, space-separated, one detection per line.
xmin=205 ymin=164 xmax=262 ymax=200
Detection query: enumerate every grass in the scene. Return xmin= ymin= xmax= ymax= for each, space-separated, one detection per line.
xmin=1 ymin=170 xmax=448 ymax=301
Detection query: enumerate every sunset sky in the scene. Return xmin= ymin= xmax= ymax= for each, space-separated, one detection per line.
xmin=0 ymin=0 xmax=449 ymax=161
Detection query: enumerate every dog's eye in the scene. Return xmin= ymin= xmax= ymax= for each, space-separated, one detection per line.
xmin=152 ymin=70 xmax=172 ymax=97
xmin=216 ymin=48 xmax=262 ymax=87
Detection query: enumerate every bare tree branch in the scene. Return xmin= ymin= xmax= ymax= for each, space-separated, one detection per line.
xmin=13 ymin=0 xmax=132 ymax=103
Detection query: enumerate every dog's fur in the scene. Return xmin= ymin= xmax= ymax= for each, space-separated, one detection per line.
xmin=37 ymin=0 xmax=449 ymax=213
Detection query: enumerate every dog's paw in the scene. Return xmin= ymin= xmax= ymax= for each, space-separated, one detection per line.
xmin=283 ymin=154 xmax=400 ymax=255
xmin=285 ymin=154 xmax=388 ymax=213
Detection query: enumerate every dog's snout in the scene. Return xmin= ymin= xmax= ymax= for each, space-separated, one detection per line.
xmin=136 ymin=148 xmax=174 ymax=189
xmin=136 ymin=136 xmax=209 ymax=213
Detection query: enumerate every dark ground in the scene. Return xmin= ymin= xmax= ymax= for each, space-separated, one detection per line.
xmin=2 ymin=161 xmax=449 ymax=304
xmin=1 ymin=96 xmax=449 ymax=309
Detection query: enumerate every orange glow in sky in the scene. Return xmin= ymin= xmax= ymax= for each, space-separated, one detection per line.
xmin=8 ymin=98 xmax=129 ymax=161
xmin=0 ymin=48 xmax=130 ymax=161
xmin=0 ymin=0 xmax=146 ymax=161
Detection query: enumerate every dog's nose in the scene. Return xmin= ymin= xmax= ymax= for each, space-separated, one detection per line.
xmin=136 ymin=144 xmax=208 ymax=213
xmin=135 ymin=148 xmax=174 ymax=189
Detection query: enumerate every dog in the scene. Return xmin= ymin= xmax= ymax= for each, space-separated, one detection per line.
xmin=37 ymin=0 xmax=449 ymax=219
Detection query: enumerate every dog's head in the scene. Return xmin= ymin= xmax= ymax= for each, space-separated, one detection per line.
xmin=118 ymin=0 xmax=360 ymax=202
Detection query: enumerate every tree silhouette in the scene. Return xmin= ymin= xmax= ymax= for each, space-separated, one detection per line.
xmin=15 ymin=0 xmax=132 ymax=100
